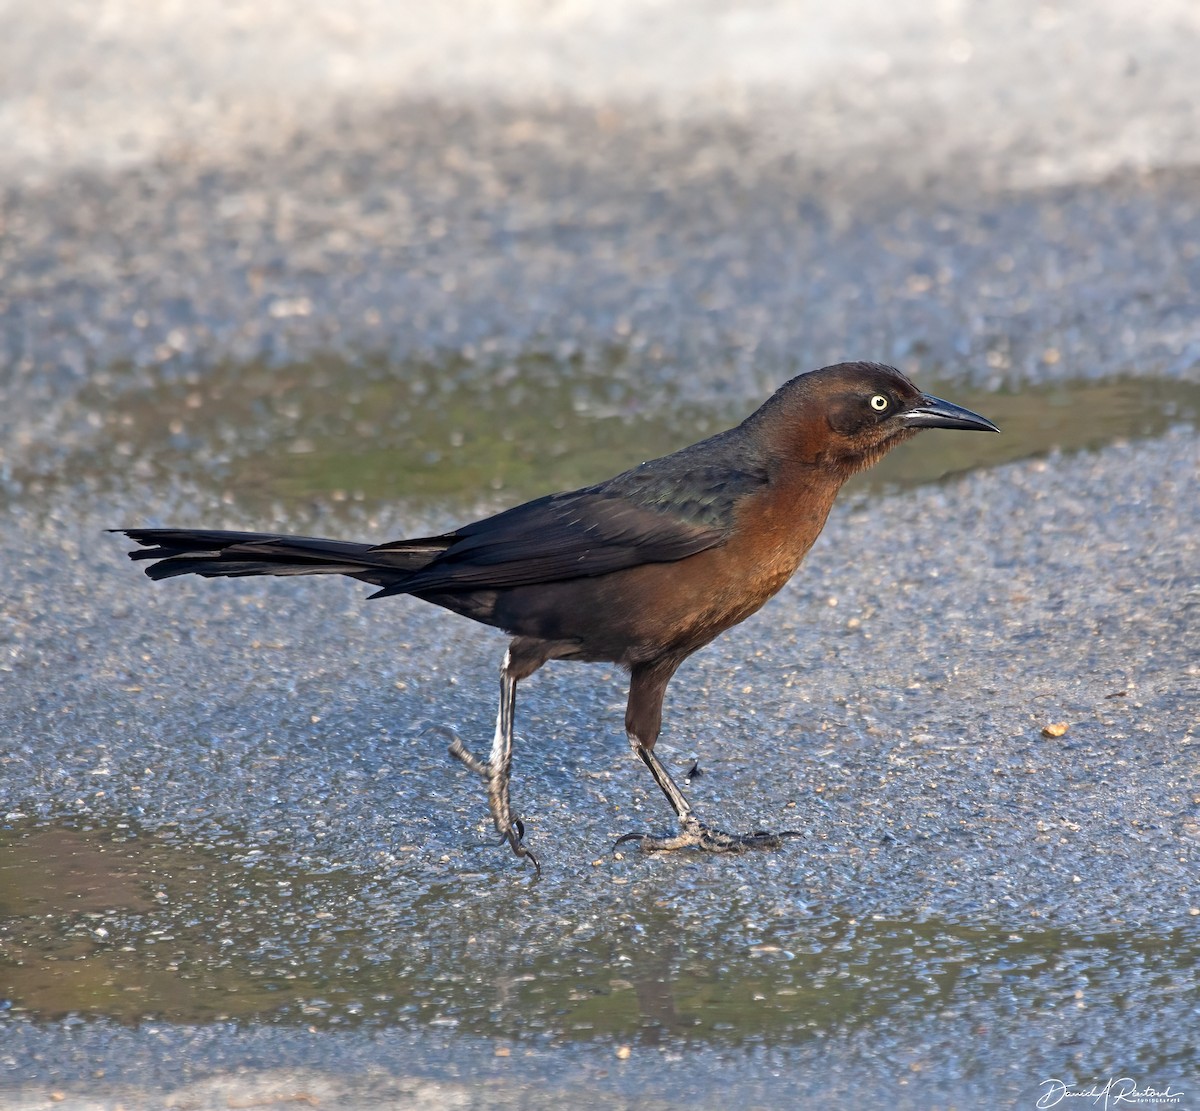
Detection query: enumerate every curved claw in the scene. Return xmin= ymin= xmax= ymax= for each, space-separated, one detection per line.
xmin=502 ymin=826 xmax=541 ymax=875
xmin=483 ymin=818 xmax=538 ymax=874
xmin=495 ymin=817 xmax=526 ymax=847
xmin=612 ymin=830 xmax=648 ymax=850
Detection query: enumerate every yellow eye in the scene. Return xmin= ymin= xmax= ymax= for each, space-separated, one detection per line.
xmin=869 ymin=394 xmax=890 ymax=412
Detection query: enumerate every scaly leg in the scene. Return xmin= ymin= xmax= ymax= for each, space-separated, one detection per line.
xmin=447 ymin=649 xmax=540 ymax=873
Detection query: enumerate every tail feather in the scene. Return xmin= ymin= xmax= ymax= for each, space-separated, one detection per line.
xmin=113 ymin=528 xmax=453 ymax=590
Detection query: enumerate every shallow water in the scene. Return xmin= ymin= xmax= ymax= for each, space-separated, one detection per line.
xmin=14 ymin=351 xmax=1200 ymax=519
xmin=1 ymin=819 xmax=1194 ymax=1078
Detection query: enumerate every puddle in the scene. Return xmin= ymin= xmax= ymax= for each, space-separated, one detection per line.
xmin=11 ymin=352 xmax=1200 ymax=518
xmin=1 ymin=821 xmax=1193 ymax=1042
xmin=28 ymin=349 xmax=712 ymax=516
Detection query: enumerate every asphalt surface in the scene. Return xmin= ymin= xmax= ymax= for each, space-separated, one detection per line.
xmin=1 ymin=2 xmax=1198 ymax=1109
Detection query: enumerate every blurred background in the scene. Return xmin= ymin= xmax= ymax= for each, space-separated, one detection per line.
xmin=3 ymin=0 xmax=1198 ymax=517
xmin=1 ymin=3 xmax=1198 ymax=1109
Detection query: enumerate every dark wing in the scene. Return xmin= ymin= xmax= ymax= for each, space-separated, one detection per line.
xmin=116 ymin=424 xmax=769 ymax=600
xmin=370 ymin=456 xmax=767 ymax=598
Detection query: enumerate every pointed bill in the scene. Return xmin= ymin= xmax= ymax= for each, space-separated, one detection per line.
xmin=899 ymin=395 xmax=999 ymax=433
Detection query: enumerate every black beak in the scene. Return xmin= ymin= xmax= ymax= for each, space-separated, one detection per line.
xmin=900 ymin=394 xmax=999 ymax=433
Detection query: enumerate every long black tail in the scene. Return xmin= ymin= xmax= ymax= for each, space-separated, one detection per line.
xmin=114 ymin=528 xmax=454 ymax=590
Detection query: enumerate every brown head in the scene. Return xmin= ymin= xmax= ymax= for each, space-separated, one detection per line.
xmin=746 ymin=361 xmax=998 ymax=479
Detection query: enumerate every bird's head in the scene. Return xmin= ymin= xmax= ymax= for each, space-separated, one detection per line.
xmin=755 ymin=361 xmax=998 ymax=478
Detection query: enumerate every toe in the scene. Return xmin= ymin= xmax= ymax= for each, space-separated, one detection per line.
xmin=612 ymin=831 xmax=648 ymax=849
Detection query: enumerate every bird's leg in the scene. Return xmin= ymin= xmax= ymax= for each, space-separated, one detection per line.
xmin=636 ymin=742 xmax=695 ymax=824
xmin=484 ymin=665 xmax=531 ymax=858
xmin=614 ymin=662 xmax=801 ymax=854
xmin=447 ymin=649 xmax=540 ymax=873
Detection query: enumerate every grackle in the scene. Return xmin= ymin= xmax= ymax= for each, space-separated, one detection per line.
xmin=116 ymin=361 xmax=998 ymax=872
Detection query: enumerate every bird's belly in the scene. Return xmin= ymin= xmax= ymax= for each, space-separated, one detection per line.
xmin=492 ymin=543 xmax=801 ymax=665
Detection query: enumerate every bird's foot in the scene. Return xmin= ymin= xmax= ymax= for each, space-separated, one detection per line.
xmin=495 ymin=817 xmax=525 ymax=846
xmin=498 ymin=820 xmax=541 ymax=875
xmin=443 ymin=732 xmax=541 ymax=874
xmin=446 ymin=733 xmax=491 ymax=779
xmin=614 ymin=817 xmax=802 ymax=854
xmin=463 ymin=816 xmax=539 ymax=874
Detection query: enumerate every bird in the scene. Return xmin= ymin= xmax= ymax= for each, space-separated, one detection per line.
xmin=115 ymin=361 xmax=998 ymax=873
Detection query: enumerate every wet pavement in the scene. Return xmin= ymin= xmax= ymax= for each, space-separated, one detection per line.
xmin=2 ymin=2 xmax=1199 ymax=1109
